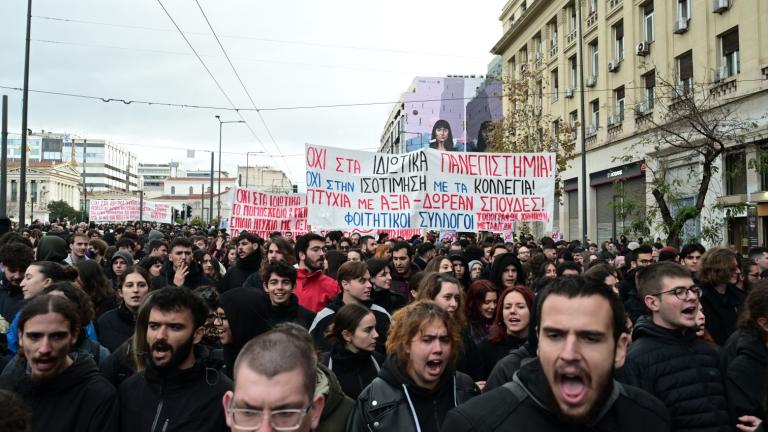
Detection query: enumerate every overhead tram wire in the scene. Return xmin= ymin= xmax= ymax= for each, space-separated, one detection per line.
xmin=155 ymin=0 xmax=277 ymax=167
xmin=1 ymin=80 xmax=762 ymax=113
xmin=194 ymin=0 xmax=293 ymax=178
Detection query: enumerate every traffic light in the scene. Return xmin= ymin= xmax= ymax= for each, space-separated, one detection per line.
xmin=186 ymin=205 xmax=192 ymax=218
xmin=173 ymin=208 xmax=179 ymax=221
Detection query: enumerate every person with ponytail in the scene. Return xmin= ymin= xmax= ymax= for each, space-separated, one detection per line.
xmin=321 ymin=303 xmax=383 ymax=399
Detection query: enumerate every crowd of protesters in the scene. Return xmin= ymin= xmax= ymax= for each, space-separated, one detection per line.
xmin=0 ymin=220 xmax=767 ymax=431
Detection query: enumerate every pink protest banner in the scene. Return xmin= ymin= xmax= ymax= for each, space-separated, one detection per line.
xmin=228 ymin=188 xmax=308 ymax=237
xmin=89 ymin=200 xmax=172 ymax=223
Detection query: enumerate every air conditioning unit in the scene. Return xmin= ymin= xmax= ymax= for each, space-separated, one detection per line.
xmin=713 ymin=0 xmax=730 ymax=13
xmin=712 ymin=65 xmax=729 ymax=82
xmin=636 ymin=41 xmax=650 ymax=56
xmin=673 ymin=18 xmax=689 ymax=34
xmin=586 ymin=75 xmax=597 ymax=87
xmin=608 ymin=60 xmax=619 ymax=72
xmin=565 ymin=87 xmax=574 ymax=98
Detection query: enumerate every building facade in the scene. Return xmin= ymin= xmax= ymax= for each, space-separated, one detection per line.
xmin=6 ymin=161 xmax=82 ymax=223
xmin=138 ymin=162 xmax=182 ymax=194
xmin=492 ymin=0 xmax=768 ymax=249
xmin=236 ymin=166 xmax=294 ymax=193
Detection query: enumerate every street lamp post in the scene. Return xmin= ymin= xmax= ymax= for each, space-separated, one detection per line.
xmin=245 ymin=151 xmax=264 ymax=188
xmin=214 ymin=115 xmax=244 ymax=221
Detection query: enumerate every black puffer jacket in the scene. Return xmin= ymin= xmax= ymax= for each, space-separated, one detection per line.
xmin=0 ymin=353 xmax=119 ymax=432
xmin=370 ymin=286 xmax=407 ymax=315
xmin=346 ymin=356 xmax=478 ymax=432
xmin=484 ymin=342 xmax=536 ymax=391
xmin=266 ymin=293 xmax=316 ymax=329
xmin=620 ymin=316 xmax=730 ymax=432
xmin=620 ymin=267 xmax=648 ymax=324
xmin=700 ymin=283 xmax=745 ymax=346
xmin=309 ymin=295 xmax=391 ymax=355
xmin=118 ymin=353 xmax=232 ymax=432
xmin=490 ymin=253 xmax=525 ymax=290
xmin=218 ymin=250 xmax=262 ymax=292
xmin=96 ymin=303 xmax=135 ymax=352
xmin=724 ymin=327 xmax=768 ymax=422
xmin=322 ymin=344 xmax=385 ymax=399
xmin=442 ymin=360 xmax=671 ymax=432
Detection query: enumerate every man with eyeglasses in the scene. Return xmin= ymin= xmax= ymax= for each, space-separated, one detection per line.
xmin=222 ymin=327 xmax=325 ymax=432
xmin=620 ymin=262 xmax=730 ymax=431
xmin=119 ymin=287 xmax=232 ymax=432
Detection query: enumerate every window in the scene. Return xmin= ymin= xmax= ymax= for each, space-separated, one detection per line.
xmin=11 ymin=180 xmax=17 ymax=202
xmin=536 ymin=80 xmax=544 ymax=107
xmin=677 ymin=51 xmax=693 ymax=92
xmin=589 ymin=40 xmax=599 ymax=76
xmin=569 ymin=56 xmax=577 ymax=87
xmin=549 ymin=18 xmax=558 ymax=48
xmin=569 ymin=3 xmax=577 ymax=31
xmin=614 ymin=86 xmax=625 ymax=120
xmin=725 ymin=151 xmax=747 ymax=195
xmin=677 ymin=0 xmax=691 ymax=20
xmin=613 ymin=22 xmax=624 ymax=61
xmin=171 ymin=186 xmax=176 ymax=195
xmin=189 ymin=186 xmax=193 ymax=195
xmin=520 ymin=47 xmax=528 ymax=64
xmin=589 ymin=0 xmax=597 ymax=14
xmin=720 ymin=28 xmax=740 ymax=77
xmin=570 ymin=111 xmax=578 ymax=129
xmin=643 ymin=2 xmax=655 ymax=42
xmin=590 ymin=99 xmax=600 ymax=128
xmin=643 ymin=70 xmax=656 ymax=108
xmin=551 ymin=69 xmax=559 ymax=101
xmin=534 ymin=33 xmax=543 ymax=61
xmin=508 ymin=56 xmax=516 ymax=79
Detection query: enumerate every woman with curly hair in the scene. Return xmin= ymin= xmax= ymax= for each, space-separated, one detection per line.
xmin=347 ymin=301 xmax=477 ymax=431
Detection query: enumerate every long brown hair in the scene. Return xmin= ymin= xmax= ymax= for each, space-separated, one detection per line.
xmin=699 ymin=247 xmax=738 ymax=286
xmin=416 ymin=272 xmax=465 ymax=328
xmin=488 ymin=285 xmax=534 ymax=343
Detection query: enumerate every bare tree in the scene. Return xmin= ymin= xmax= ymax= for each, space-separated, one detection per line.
xmin=615 ymin=74 xmax=761 ymax=246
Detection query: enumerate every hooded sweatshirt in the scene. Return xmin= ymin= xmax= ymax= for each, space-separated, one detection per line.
xmin=218 ymin=248 xmax=262 ymax=292
xmin=35 ymin=235 xmax=69 ymax=264
xmin=315 ymin=363 xmax=355 ymax=432
xmin=490 ymin=253 xmax=525 ymax=291
xmin=347 ymin=355 xmax=477 ymax=432
xmin=0 ymin=353 xmax=119 ymax=432
xmin=294 ymin=268 xmax=339 ymax=313
xmin=219 ymin=287 xmax=272 ymax=378
xmin=724 ymin=327 xmax=768 ymax=422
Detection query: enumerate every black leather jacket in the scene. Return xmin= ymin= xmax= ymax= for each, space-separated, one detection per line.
xmin=346 ymin=356 xmax=478 ymax=432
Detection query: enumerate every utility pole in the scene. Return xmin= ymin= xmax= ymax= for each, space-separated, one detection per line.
xmin=577 ymin=0 xmax=589 ymax=245
xmin=214 ymin=115 xmax=244 ymax=222
xmin=209 ymin=151 xmax=214 ymax=225
xmin=19 ymin=0 xmax=32 ymax=231
xmin=81 ymin=139 xmax=87 ymax=221
xmin=1 ymin=95 xmax=8 ymax=218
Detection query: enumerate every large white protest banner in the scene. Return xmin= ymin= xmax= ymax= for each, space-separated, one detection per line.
xmin=89 ymin=200 xmax=172 ymax=223
xmin=228 ymin=188 xmax=308 ymax=237
xmin=305 ymin=143 xmax=555 ymax=231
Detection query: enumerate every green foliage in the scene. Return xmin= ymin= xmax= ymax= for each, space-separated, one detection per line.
xmin=190 ymin=217 xmax=204 ymax=227
xmin=47 ymin=200 xmax=82 ymax=223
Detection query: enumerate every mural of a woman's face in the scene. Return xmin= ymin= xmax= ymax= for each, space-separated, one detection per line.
xmin=435 ymin=126 xmax=450 ymax=144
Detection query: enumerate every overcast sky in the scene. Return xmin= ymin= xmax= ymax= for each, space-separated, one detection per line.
xmin=0 ymin=0 xmax=505 ymax=187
